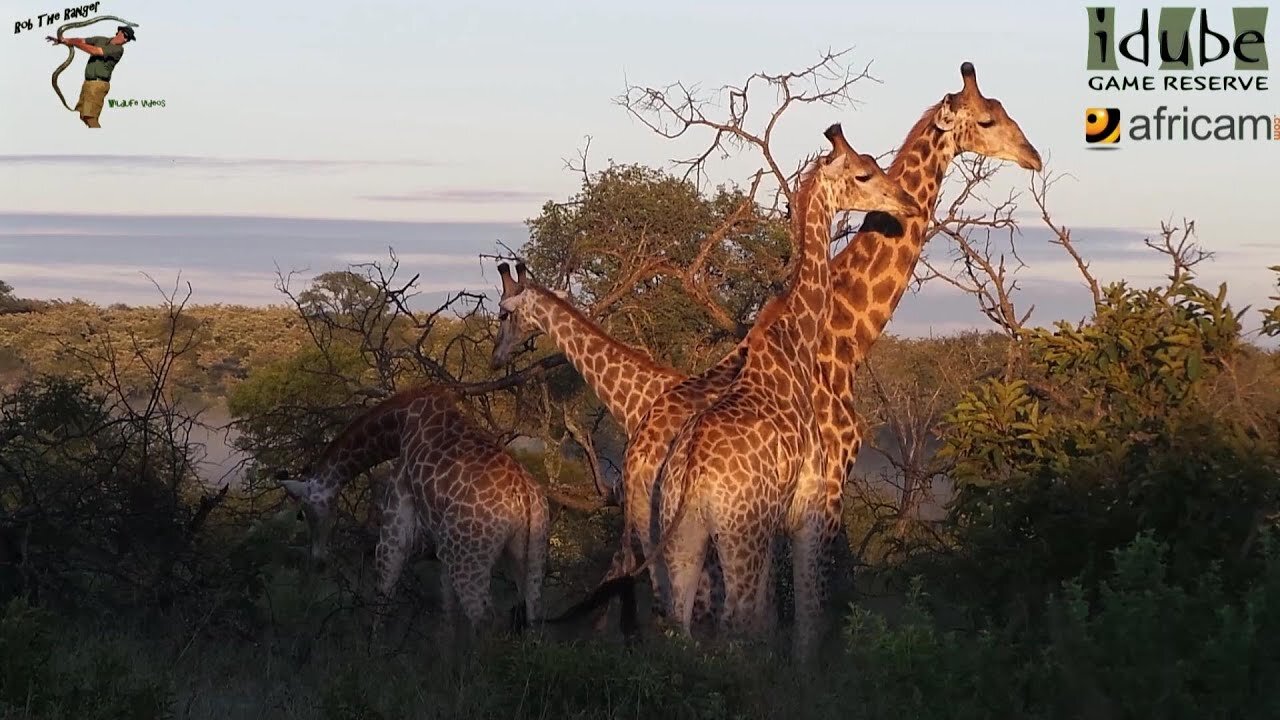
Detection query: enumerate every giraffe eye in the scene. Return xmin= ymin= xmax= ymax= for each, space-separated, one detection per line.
xmin=854 ymin=173 xmax=873 ymax=183
xmin=977 ymin=119 xmax=996 ymax=128
xmin=498 ymin=310 xmax=510 ymax=320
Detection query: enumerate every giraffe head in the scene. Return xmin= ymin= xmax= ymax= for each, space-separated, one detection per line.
xmin=929 ymin=61 xmax=1042 ymax=171
xmin=275 ymin=467 xmax=338 ymax=564
xmin=813 ymin=123 xmax=921 ymax=216
xmin=491 ymin=261 xmax=566 ymax=369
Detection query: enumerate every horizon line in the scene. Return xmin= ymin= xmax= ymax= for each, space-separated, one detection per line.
xmin=0 ymin=210 xmax=534 ymax=226
xmin=0 ymin=210 xmax=1162 ymax=236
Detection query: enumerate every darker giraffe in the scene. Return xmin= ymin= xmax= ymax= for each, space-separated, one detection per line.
xmin=277 ymin=385 xmax=549 ymax=636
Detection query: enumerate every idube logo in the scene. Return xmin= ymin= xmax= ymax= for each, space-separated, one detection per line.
xmin=1086 ymin=6 xmax=1269 ymax=92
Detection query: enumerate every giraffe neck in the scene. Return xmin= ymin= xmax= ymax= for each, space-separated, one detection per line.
xmin=310 ymin=402 xmax=412 ymax=502
xmin=521 ymin=285 xmax=684 ymax=437
xmin=828 ymin=117 xmax=957 ymax=367
xmin=817 ymin=109 xmax=959 ymax=472
xmin=742 ymin=172 xmax=834 ymax=380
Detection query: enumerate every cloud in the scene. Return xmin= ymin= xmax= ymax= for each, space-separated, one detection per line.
xmin=0 ymin=154 xmax=437 ymax=171
xmin=332 ymin=252 xmax=483 ymax=267
xmin=0 ymin=228 xmax=151 ymax=237
xmin=360 ymin=188 xmax=546 ymax=204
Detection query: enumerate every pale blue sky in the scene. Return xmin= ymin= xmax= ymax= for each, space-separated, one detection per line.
xmin=0 ymin=0 xmax=1276 ymax=338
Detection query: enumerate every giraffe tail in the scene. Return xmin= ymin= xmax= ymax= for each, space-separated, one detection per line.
xmin=544 ymin=414 xmax=704 ymax=636
xmin=519 ymin=489 xmax=551 ymax=632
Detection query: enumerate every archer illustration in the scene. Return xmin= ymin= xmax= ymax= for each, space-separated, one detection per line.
xmin=45 ymin=15 xmax=139 ymax=128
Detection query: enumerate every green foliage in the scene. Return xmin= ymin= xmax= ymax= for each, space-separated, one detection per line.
xmin=839 ymin=534 xmax=1280 ymax=719
xmin=0 ymin=281 xmax=42 ymax=316
xmin=523 ymin=163 xmax=789 ymax=371
xmin=1263 ymin=265 xmax=1280 ymax=338
xmin=0 ymin=376 xmax=208 ymax=611
xmin=227 ymin=343 xmax=372 ymax=471
xmin=0 ymin=598 xmax=175 ymax=720
xmin=937 ymin=275 xmax=1280 ymax=616
xmin=0 ymin=300 xmax=308 ymax=396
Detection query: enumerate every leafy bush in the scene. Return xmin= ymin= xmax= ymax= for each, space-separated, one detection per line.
xmin=0 ymin=376 xmax=213 ymax=612
xmin=937 ymin=276 xmax=1280 ymax=616
xmin=840 ymin=534 xmax=1280 ymax=720
xmin=0 ymin=598 xmax=175 ymax=720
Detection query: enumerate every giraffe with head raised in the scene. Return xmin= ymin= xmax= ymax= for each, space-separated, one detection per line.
xmin=800 ymin=60 xmax=1042 ymax=615
xmin=615 ymin=62 xmax=1042 ymax=640
xmin=576 ymin=123 xmax=919 ymax=661
xmin=277 ymin=384 xmax=549 ymax=635
xmin=611 ymin=61 xmax=1041 ymax=636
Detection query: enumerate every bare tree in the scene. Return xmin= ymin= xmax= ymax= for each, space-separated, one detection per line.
xmin=620 ymin=46 xmax=877 ymax=209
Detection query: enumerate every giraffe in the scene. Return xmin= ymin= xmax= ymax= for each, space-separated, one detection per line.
xmin=798 ymin=60 xmax=1043 ymax=621
xmin=553 ymin=123 xmax=920 ymax=661
xmin=610 ymin=62 xmax=1043 ymax=640
xmin=276 ymin=384 xmax=550 ymax=636
xmin=490 ymin=261 xmax=748 ymax=623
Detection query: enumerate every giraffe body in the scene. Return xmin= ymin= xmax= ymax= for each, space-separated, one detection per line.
xmin=648 ymin=124 xmax=920 ymax=660
xmin=278 ymin=385 xmax=549 ymax=633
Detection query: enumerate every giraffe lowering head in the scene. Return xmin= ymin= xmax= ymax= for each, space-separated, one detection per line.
xmin=276 ymin=466 xmax=339 ymax=563
xmin=273 ymin=385 xmax=460 ymax=565
xmin=930 ymin=61 xmax=1042 ymax=171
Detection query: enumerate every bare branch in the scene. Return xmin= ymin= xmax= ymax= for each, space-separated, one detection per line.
xmin=617 ymin=46 xmax=877 ymax=207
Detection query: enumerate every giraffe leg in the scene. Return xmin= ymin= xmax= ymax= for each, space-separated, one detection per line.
xmin=790 ymin=517 xmax=825 ymax=662
xmin=453 ymin=560 xmax=497 ymax=643
xmin=752 ymin=535 xmax=779 ymax=639
xmin=371 ymin=475 xmax=416 ymax=644
xmin=714 ymin=523 xmax=772 ymax=641
xmin=438 ymin=568 xmax=462 ymax=658
xmin=691 ymin=547 xmax=724 ymax=634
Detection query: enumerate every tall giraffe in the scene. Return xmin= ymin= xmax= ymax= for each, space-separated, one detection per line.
xmin=276 ymin=384 xmax=550 ymax=634
xmin=562 ymin=123 xmax=919 ymax=660
xmin=620 ymin=61 xmax=1042 ymax=633
xmin=801 ymin=61 xmax=1042 ymax=618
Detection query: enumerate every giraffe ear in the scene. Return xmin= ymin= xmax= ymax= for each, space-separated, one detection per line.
xmin=933 ymin=95 xmax=958 ymax=132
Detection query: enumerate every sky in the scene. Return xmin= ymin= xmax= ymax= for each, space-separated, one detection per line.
xmin=0 ymin=0 xmax=1276 ymax=341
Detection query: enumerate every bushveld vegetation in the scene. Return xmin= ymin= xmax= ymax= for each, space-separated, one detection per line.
xmin=2 ymin=51 xmax=1279 ymax=719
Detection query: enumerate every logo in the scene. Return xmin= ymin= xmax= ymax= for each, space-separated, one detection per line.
xmin=1085 ymin=105 xmax=1278 ymax=144
xmin=1085 ymin=7 xmax=1270 ymax=93
xmin=1085 ymin=108 xmax=1122 ymax=145
xmin=1087 ymin=6 xmax=1268 ymax=71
